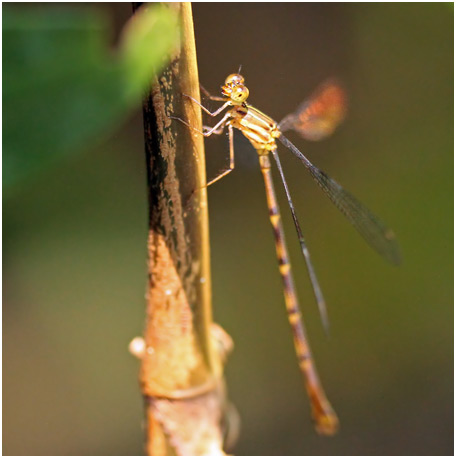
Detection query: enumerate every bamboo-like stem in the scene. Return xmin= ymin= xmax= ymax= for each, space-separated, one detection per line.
xmin=133 ymin=3 xmax=232 ymax=455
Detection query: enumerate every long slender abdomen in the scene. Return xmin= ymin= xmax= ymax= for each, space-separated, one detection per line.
xmin=258 ymin=152 xmax=339 ymax=435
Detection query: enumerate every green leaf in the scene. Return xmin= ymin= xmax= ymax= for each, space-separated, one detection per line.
xmin=3 ymin=5 xmax=179 ymax=190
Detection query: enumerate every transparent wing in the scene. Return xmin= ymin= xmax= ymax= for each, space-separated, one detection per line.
xmin=279 ymin=135 xmax=401 ymax=265
xmin=271 ymin=149 xmax=330 ymax=334
xmin=279 ymin=79 xmax=347 ymax=141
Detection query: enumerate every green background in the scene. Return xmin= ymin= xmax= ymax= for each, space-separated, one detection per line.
xmin=4 ymin=3 xmax=453 ymax=455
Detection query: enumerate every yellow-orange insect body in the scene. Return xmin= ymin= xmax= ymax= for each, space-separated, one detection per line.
xmin=176 ymin=73 xmax=400 ymax=437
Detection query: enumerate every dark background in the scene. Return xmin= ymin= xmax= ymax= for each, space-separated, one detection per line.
xmin=4 ymin=3 xmax=453 ymax=455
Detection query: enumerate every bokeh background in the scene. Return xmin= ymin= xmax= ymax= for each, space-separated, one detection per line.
xmin=4 ymin=3 xmax=453 ymax=455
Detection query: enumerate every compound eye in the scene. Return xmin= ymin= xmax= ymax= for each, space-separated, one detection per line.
xmin=231 ymin=86 xmax=249 ymax=102
xmin=225 ymin=73 xmax=245 ymax=85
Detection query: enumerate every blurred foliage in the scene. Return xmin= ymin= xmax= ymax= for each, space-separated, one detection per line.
xmin=3 ymin=5 xmax=179 ymax=190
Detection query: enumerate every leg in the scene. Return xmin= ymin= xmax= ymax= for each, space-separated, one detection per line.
xmin=258 ymin=153 xmax=338 ymax=436
xmin=200 ymin=83 xmax=226 ymax=101
xmin=271 ymin=149 xmax=329 ymax=335
xmin=204 ymin=124 xmax=225 ymax=135
xmin=170 ymin=112 xmax=231 ymax=137
xmin=170 ymin=113 xmax=234 ymax=187
xmin=183 ymin=94 xmax=231 ymax=117
xmin=203 ymin=114 xmax=231 ymax=136
xmin=206 ymin=125 xmax=235 ymax=187
xmin=181 ymin=124 xmax=235 ymax=210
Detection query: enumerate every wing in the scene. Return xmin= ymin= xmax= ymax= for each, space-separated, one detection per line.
xmin=279 ymin=80 xmax=347 ymax=141
xmin=271 ymin=149 xmax=330 ymax=334
xmin=279 ymin=135 xmax=401 ymax=265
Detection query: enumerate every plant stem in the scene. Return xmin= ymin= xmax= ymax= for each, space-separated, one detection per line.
xmin=133 ymin=3 xmax=231 ymax=455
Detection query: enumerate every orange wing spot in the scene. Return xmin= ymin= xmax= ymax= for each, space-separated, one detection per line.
xmin=281 ymin=80 xmax=347 ymax=141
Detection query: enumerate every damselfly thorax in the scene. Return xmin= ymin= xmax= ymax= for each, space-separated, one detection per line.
xmin=229 ymin=104 xmax=280 ymax=152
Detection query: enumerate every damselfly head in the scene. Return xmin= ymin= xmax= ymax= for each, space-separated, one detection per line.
xmin=224 ymin=73 xmax=244 ymax=85
xmin=221 ymin=73 xmax=249 ymax=103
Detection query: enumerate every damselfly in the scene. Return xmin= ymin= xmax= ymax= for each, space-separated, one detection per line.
xmin=174 ymin=73 xmax=400 ymax=435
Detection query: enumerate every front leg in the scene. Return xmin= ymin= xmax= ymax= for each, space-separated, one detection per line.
xmin=170 ymin=111 xmax=231 ymax=138
xmin=200 ymin=84 xmax=226 ymax=101
xmin=183 ymin=94 xmax=231 ymax=117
